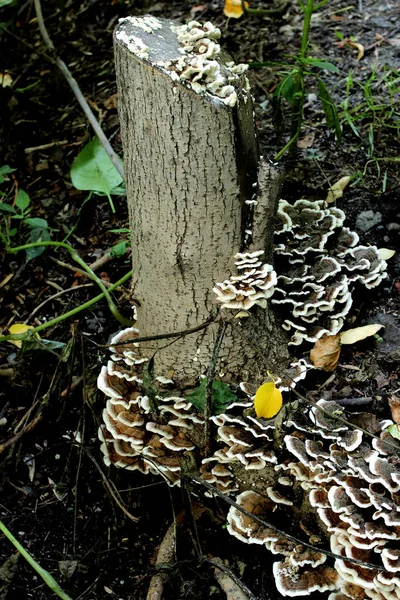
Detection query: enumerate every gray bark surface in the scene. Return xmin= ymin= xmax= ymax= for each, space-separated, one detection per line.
xmin=114 ymin=17 xmax=288 ymax=386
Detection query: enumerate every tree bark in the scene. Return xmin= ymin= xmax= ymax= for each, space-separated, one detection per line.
xmin=114 ymin=16 xmax=288 ymax=386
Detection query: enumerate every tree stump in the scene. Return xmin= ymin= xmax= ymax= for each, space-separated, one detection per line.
xmin=114 ymin=16 xmax=288 ymax=386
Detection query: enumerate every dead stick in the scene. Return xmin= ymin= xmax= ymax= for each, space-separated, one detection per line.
xmin=104 ymin=312 xmax=219 ymax=347
xmin=33 ymin=0 xmax=124 ymax=180
xmin=146 ymin=513 xmax=184 ymax=600
xmin=0 ymin=413 xmax=42 ymax=455
xmin=206 ymin=557 xmax=257 ymax=600
xmin=335 ymin=396 xmax=372 ymax=407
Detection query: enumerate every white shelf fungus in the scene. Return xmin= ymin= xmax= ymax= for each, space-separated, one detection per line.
xmin=272 ymin=200 xmax=388 ymax=345
xmin=98 ymin=324 xmax=400 ymax=600
xmin=163 ymin=20 xmax=249 ymax=107
xmin=213 ymin=251 xmax=277 ymax=310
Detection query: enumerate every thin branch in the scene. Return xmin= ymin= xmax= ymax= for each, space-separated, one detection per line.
xmin=33 ymin=0 xmax=124 ymax=180
xmin=187 ymin=475 xmax=385 ymax=572
xmin=104 ymin=311 xmax=219 ymax=347
xmin=206 ymin=557 xmax=258 ymax=600
xmin=74 ymin=444 xmax=139 ymax=523
xmin=334 ymin=396 xmax=373 ymax=407
xmin=23 ymin=283 xmax=94 ymax=324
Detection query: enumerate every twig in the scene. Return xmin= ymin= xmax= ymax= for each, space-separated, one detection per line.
xmin=104 ymin=311 xmax=219 ymax=347
xmin=23 ymin=283 xmax=94 ymax=324
xmin=334 ymin=396 xmax=372 ymax=407
xmin=206 ymin=557 xmax=257 ymax=600
xmin=24 ymin=140 xmax=69 ymax=153
xmin=74 ymin=444 xmax=139 ymax=523
xmin=0 ymin=413 xmax=42 ymax=455
xmin=204 ymin=321 xmax=228 ymax=455
xmin=187 ymin=475 xmax=385 ymax=571
xmin=89 ymin=250 xmax=118 ymax=272
xmin=146 ymin=513 xmax=185 ymax=600
xmin=33 ymin=0 xmax=124 ymax=180
xmin=0 ymin=270 xmax=133 ymax=344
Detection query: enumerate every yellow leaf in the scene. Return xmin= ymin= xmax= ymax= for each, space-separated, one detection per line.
xmin=377 ymin=248 xmax=396 ymax=260
xmin=340 ymin=324 xmax=384 ymax=345
xmin=325 ymin=175 xmax=351 ymax=204
xmin=8 ymin=324 xmax=38 ymax=348
xmin=254 ymin=382 xmax=282 ymax=419
xmin=224 ymin=0 xmax=248 ymax=18
xmin=347 ymin=40 xmax=365 ymax=61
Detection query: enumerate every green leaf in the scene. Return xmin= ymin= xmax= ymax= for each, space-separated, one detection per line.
xmin=110 ymin=240 xmax=129 ymax=258
xmin=21 ymin=337 xmax=66 ymax=355
xmin=0 ymin=165 xmax=15 ymax=183
xmin=0 ymin=202 xmax=16 ymax=214
xmin=15 ymin=190 xmax=30 ymax=213
xmin=0 ymin=0 xmax=16 ymax=6
xmin=317 ymin=79 xmax=342 ymax=142
xmin=185 ymin=378 xmax=238 ymax=415
xmin=25 ymin=226 xmax=50 ymax=262
xmin=70 ymin=138 xmax=123 ymax=213
xmin=388 ymin=424 xmax=400 ymax=440
xmin=24 ymin=217 xmax=48 ymax=228
xmin=307 ymin=59 xmax=339 ymax=73
xmin=275 ymin=74 xmax=296 ymax=104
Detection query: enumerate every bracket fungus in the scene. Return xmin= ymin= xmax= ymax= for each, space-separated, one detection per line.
xmin=99 ymin=324 xmax=400 ymax=600
xmin=272 ymin=200 xmax=388 ymax=346
xmin=213 ymin=251 xmax=277 ymax=311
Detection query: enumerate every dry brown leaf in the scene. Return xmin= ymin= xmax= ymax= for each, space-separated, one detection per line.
xmin=297 ymin=132 xmax=315 ymax=149
xmin=389 ymin=396 xmax=400 ymax=424
xmin=310 ymin=334 xmax=341 ymax=371
xmin=326 ymin=175 xmax=351 ymax=204
xmin=340 ymin=324 xmax=384 ymax=345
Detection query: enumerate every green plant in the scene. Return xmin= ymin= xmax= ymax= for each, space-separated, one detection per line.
xmin=341 ymin=67 xmax=400 ymax=189
xmin=0 ymin=269 xmax=133 ymax=347
xmin=0 ymin=184 xmax=52 ymax=261
xmin=250 ymin=0 xmax=341 ymax=159
xmin=0 ymin=520 xmax=73 ymax=600
xmin=70 ymin=136 xmax=125 ymax=213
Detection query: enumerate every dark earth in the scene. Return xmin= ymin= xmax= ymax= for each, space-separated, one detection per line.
xmin=0 ymin=0 xmax=399 ymax=598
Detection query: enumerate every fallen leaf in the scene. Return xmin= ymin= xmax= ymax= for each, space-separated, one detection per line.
xmin=340 ymin=324 xmax=384 ymax=345
xmin=234 ymin=310 xmax=250 ymax=318
xmin=224 ymin=0 xmax=248 ymax=18
xmin=297 ymin=132 xmax=315 ymax=149
xmin=8 ymin=324 xmax=38 ymax=348
xmin=59 ymin=560 xmax=78 ymax=579
xmin=377 ymin=248 xmax=396 ymax=260
xmin=254 ymin=382 xmax=282 ymax=419
xmin=0 ymin=73 xmax=12 ymax=88
xmin=389 ymin=396 xmax=400 ymax=424
xmin=310 ymin=334 xmax=341 ymax=371
xmin=347 ymin=40 xmax=364 ymax=60
xmin=387 ymin=423 xmax=400 ymax=440
xmin=326 ymin=175 xmax=351 ymax=204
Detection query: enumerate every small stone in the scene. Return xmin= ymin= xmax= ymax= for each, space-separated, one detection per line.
xmin=387 ymin=222 xmax=400 ymax=231
xmin=355 ymin=210 xmax=382 ymax=232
